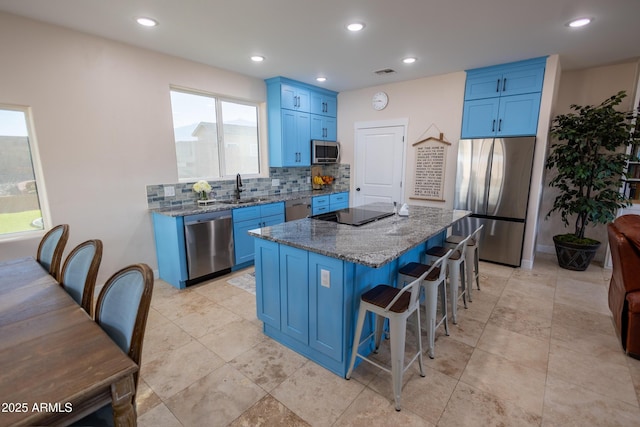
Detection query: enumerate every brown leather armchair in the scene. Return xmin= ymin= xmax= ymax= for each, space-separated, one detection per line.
xmin=608 ymin=214 xmax=640 ymax=359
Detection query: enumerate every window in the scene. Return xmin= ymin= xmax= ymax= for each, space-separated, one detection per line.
xmin=0 ymin=106 xmax=44 ymax=237
xmin=170 ymin=89 xmax=260 ymax=181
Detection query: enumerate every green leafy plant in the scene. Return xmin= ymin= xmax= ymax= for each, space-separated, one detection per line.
xmin=546 ymin=91 xmax=639 ymax=242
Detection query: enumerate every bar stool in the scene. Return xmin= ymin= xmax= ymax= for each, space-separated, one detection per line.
xmin=425 ymin=234 xmax=472 ymax=324
xmin=345 ymin=253 xmax=449 ymax=411
xmin=446 ymin=224 xmax=484 ymax=298
xmin=397 ymin=249 xmax=452 ymax=359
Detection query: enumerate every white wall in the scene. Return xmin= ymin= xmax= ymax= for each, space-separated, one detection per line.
xmin=0 ymin=12 xmax=266 ymax=282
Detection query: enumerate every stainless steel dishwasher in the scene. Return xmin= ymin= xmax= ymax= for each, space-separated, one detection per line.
xmin=184 ymin=210 xmax=234 ymax=283
xmin=285 ymin=197 xmax=311 ymax=221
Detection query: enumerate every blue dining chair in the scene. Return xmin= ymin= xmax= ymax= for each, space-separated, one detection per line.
xmin=71 ymin=263 xmax=154 ymax=426
xmin=36 ymin=224 xmax=69 ymax=281
xmin=59 ymin=239 xmax=103 ymax=316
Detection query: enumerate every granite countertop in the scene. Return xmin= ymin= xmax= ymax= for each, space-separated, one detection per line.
xmin=249 ymin=204 xmax=471 ymax=268
xmin=151 ymin=187 xmax=348 ymax=217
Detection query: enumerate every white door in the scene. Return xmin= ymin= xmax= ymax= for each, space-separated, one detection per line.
xmin=354 ymin=125 xmax=405 ymax=206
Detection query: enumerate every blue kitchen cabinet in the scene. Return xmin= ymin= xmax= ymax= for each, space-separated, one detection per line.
xmin=233 ymin=202 xmax=285 ymax=267
xmin=461 ymin=57 xmax=546 ymax=139
xmin=310 ymin=92 xmax=337 ymax=117
xmin=280 ymin=245 xmax=309 ymax=344
xmin=312 ymin=192 xmax=349 ymax=215
xmin=329 ymin=192 xmax=349 ymax=211
xmin=311 ymin=115 xmax=337 ymax=141
xmin=312 ymin=195 xmax=330 ymax=215
xmin=464 ymin=59 xmax=546 ymax=100
xmin=152 ymin=212 xmax=188 ymax=289
xmin=266 ymin=77 xmax=338 ymax=167
xmin=281 ymin=83 xmax=310 ymax=112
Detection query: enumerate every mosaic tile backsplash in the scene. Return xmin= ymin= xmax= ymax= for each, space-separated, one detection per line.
xmin=146 ymin=164 xmax=350 ymax=209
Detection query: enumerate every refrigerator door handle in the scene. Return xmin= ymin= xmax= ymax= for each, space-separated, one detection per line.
xmin=483 ymin=140 xmax=495 ymax=214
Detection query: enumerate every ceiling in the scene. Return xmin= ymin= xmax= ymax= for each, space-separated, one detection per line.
xmin=1 ymin=0 xmax=639 ymax=92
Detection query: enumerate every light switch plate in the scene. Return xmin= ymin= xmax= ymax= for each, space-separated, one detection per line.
xmin=163 ymin=185 xmax=175 ymax=197
xmin=321 ymin=269 xmax=330 ymax=288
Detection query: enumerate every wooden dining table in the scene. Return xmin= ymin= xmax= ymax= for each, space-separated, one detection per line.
xmin=0 ymin=257 xmax=138 ymax=426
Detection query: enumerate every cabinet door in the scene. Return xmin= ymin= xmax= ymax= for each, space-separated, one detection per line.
xmin=310 ymin=115 xmax=337 ymax=141
xmin=233 ymin=218 xmax=260 ymax=265
xmin=311 ymin=93 xmax=337 ymax=117
xmin=255 ymin=239 xmax=281 ymax=328
xmin=500 ymin=65 xmax=545 ymax=97
xmin=461 ymin=97 xmax=500 ymax=139
xmin=464 ymin=70 xmax=503 ymax=101
xmin=280 ymin=246 xmax=309 ymax=344
xmin=281 ymin=110 xmax=310 ymax=166
xmin=496 ymin=93 xmax=541 ymax=137
xmin=329 ymin=192 xmax=349 ymax=212
xmin=309 ymin=253 xmax=344 ymax=361
xmin=281 ymin=84 xmax=310 ymax=112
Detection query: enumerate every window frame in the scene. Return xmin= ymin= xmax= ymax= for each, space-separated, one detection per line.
xmin=169 ymin=87 xmax=264 ymax=182
xmin=0 ymin=104 xmax=52 ymax=242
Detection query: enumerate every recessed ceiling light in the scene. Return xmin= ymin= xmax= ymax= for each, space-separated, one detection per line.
xmin=567 ymin=17 xmax=593 ymax=28
xmin=316 ymin=77 xmax=327 ymax=82
xmin=251 ymin=55 xmax=265 ymax=62
xmin=402 ymin=57 xmax=417 ymax=64
xmin=346 ymin=22 xmax=365 ymax=32
xmin=136 ymin=17 xmax=158 ymax=27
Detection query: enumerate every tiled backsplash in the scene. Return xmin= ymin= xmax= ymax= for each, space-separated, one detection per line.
xmin=146 ymin=164 xmax=350 ymax=209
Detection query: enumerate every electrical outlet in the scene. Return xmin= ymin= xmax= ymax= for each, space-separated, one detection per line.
xmin=307 ymin=176 xmax=311 ymax=184
xmin=271 ymin=179 xmax=280 ymax=187
xmin=321 ymin=269 xmax=330 ymax=288
xmin=163 ymin=185 xmax=175 ymax=197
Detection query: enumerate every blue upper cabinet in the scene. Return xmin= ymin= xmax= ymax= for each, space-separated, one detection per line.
xmin=266 ymin=77 xmax=338 ymax=167
xmin=461 ymin=57 xmax=546 ymax=139
xmin=310 ymin=92 xmax=337 ymax=117
xmin=281 ymin=84 xmax=310 ymax=112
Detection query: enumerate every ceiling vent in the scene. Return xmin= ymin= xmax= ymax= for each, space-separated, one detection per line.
xmin=374 ymin=68 xmax=396 ymax=75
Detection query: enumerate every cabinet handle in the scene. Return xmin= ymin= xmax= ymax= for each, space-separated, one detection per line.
xmin=498 ymin=119 xmax=502 ymax=132
xmin=503 ymin=78 xmax=507 ymax=92
xmin=496 ymin=79 xmax=501 ymax=93
xmin=492 ymin=119 xmax=496 ymax=132
xmin=295 ymin=96 xmax=299 ymax=107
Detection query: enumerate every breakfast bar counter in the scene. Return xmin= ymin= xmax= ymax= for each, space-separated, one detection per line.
xmin=248 ymin=204 xmax=470 ymax=376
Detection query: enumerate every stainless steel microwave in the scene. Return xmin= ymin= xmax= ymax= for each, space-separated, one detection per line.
xmin=311 ymin=140 xmax=340 ymax=164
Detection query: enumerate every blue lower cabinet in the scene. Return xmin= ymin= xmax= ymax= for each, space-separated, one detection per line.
xmin=280 ymin=246 xmax=309 ymax=344
xmin=151 ymin=213 xmax=188 ymax=289
xmin=255 ymin=239 xmax=281 ymax=328
xmin=329 ymin=192 xmax=349 ymax=211
xmin=312 ymin=195 xmax=329 ymax=215
xmin=233 ymin=202 xmax=284 ymax=267
xmin=309 ymin=253 xmax=344 ymax=361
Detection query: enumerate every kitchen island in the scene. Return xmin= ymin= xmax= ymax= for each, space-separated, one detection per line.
xmin=248 ymin=204 xmax=470 ymax=377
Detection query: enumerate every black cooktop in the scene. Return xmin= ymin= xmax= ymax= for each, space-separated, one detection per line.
xmin=311 ymin=207 xmax=394 ymax=226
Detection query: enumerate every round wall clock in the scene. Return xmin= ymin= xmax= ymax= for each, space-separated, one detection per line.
xmin=372 ymin=91 xmax=388 ymax=110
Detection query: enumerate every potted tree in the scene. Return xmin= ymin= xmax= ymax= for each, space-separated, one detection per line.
xmin=546 ymin=91 xmax=639 ymax=270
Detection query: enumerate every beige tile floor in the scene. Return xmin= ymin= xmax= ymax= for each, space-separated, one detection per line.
xmin=135 ymin=253 xmax=640 ymax=426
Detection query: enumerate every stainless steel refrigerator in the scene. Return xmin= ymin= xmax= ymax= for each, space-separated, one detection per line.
xmin=453 ymin=137 xmax=535 ymax=267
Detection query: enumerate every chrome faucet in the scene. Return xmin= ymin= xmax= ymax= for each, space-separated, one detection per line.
xmin=235 ymin=173 xmax=243 ymax=200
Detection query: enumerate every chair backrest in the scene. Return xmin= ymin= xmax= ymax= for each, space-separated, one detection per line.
xmin=95 ymin=263 xmax=153 ymax=396
xmin=60 ymin=239 xmax=103 ymax=316
xmin=470 ymin=224 xmax=484 ymax=249
xmin=451 ymin=233 xmax=473 ymax=261
xmin=389 ymin=249 xmax=453 ymax=312
xmin=37 ymin=224 xmax=69 ymax=281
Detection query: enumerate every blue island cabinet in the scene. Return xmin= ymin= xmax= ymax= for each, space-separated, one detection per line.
xmin=254 ymin=236 xmax=439 ymax=377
